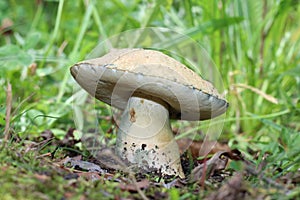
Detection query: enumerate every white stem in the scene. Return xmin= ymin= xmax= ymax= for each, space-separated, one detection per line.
xmin=116 ymin=96 xmax=184 ymax=178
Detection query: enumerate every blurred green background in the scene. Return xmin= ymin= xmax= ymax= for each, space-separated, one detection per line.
xmin=0 ymin=0 xmax=300 ymax=198
xmin=1 ymin=0 xmax=299 ymax=143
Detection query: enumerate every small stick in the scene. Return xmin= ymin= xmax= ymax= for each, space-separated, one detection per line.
xmin=4 ymin=82 xmax=12 ymax=143
xmin=36 ymin=152 xmax=52 ymax=159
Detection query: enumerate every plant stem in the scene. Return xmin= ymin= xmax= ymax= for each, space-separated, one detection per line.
xmin=4 ymin=82 xmax=12 ymax=143
xmin=43 ymin=0 xmax=65 ymax=65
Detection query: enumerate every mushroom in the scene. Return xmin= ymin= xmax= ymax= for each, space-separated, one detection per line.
xmin=70 ymin=48 xmax=228 ymax=178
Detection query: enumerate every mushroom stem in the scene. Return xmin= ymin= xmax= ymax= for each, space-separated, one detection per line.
xmin=116 ymin=96 xmax=185 ymax=178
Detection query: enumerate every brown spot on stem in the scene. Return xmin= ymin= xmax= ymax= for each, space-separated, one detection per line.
xmin=129 ymin=108 xmax=136 ymax=122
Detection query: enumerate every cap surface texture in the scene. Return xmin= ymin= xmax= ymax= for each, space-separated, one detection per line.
xmin=70 ymin=48 xmax=228 ymax=120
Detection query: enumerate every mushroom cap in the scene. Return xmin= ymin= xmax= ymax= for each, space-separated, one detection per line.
xmin=70 ymin=48 xmax=228 ymax=120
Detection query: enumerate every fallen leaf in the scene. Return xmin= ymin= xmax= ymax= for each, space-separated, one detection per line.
xmin=205 ymin=173 xmax=251 ymax=200
xmin=63 ymin=157 xmax=106 ymax=173
xmin=190 ymin=151 xmax=229 ymax=183
xmin=225 ymin=149 xmax=244 ymax=161
xmin=177 ymin=139 xmax=231 ymax=159
xmin=96 ymin=148 xmax=127 ymax=171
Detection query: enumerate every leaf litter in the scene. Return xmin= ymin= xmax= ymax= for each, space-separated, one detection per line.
xmin=1 ymin=128 xmax=299 ymax=199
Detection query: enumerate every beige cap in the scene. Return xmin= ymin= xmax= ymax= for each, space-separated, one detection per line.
xmin=70 ymin=48 xmax=228 ymax=120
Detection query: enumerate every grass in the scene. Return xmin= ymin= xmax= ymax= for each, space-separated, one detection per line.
xmin=1 ymin=0 xmax=300 ymax=199
xmin=0 ymin=146 xmax=130 ymax=200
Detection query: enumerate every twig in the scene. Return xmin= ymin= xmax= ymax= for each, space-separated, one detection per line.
xmin=36 ymin=152 xmax=52 ymax=159
xmin=4 ymin=82 xmax=12 ymax=143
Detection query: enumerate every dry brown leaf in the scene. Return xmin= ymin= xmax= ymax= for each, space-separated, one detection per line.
xmin=190 ymin=151 xmax=229 ymax=183
xmin=205 ymin=173 xmax=251 ymax=200
xmin=177 ymin=139 xmax=231 ymax=159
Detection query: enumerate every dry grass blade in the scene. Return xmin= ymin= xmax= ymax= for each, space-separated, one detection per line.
xmin=234 ymin=83 xmax=278 ymax=104
xmin=4 ymin=82 xmax=12 ymax=142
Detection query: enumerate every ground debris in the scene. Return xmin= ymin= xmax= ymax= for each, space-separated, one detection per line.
xmin=281 ymin=169 xmax=300 ymax=185
xmin=33 ymin=173 xmax=51 ymax=182
xmin=161 ymin=178 xmax=187 ymax=189
xmin=177 ymin=139 xmax=231 ymax=159
xmin=205 ymin=173 xmax=252 ymax=200
xmin=62 ymin=156 xmax=106 ymax=174
xmin=59 ymin=128 xmax=80 ymax=147
xmin=190 ymin=151 xmax=229 ymax=183
xmin=77 ymin=172 xmax=102 ymax=181
xmin=119 ymin=179 xmax=150 ymax=192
